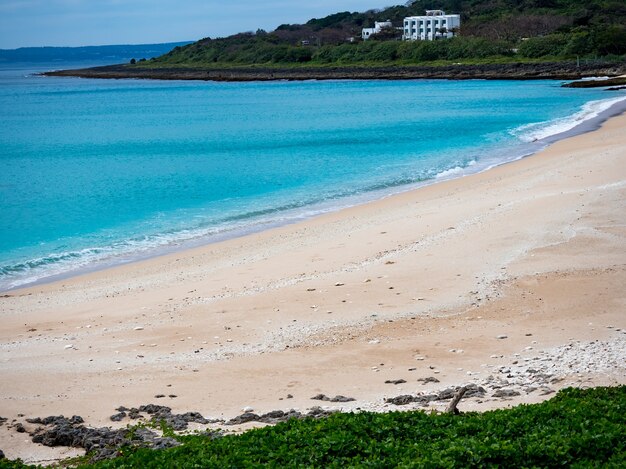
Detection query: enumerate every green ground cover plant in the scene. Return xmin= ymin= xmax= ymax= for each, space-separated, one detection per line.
xmin=2 ymin=386 xmax=624 ymax=468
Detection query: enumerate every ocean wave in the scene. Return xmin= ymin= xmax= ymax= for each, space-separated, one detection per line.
xmin=511 ymin=96 xmax=626 ymax=143
xmin=0 ymin=166 xmax=465 ymax=290
xmin=435 ymin=160 xmax=477 ymax=180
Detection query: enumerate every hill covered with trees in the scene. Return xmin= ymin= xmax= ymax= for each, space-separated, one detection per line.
xmin=146 ymin=0 xmax=625 ymax=67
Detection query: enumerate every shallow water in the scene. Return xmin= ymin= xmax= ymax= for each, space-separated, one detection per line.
xmin=0 ymin=62 xmax=620 ymax=290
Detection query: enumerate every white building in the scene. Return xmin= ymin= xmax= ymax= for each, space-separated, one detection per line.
xmin=403 ymin=10 xmax=460 ymax=41
xmin=362 ymin=20 xmax=393 ymax=40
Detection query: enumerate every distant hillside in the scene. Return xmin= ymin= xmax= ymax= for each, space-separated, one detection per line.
xmin=0 ymin=42 xmax=193 ymax=63
xmin=147 ymin=0 xmax=625 ymax=66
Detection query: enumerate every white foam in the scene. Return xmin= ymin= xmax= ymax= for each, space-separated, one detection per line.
xmin=512 ymin=96 xmax=626 ymax=143
xmin=435 ymin=160 xmax=476 ymax=180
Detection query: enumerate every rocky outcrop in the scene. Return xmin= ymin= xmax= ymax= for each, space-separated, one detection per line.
xmin=385 ymin=384 xmax=487 ymax=406
xmin=225 ymin=406 xmax=337 ymax=426
xmin=25 ymin=415 xmax=184 ymax=461
xmin=109 ymin=404 xmax=220 ymax=430
xmin=43 ymin=62 xmax=626 ymax=82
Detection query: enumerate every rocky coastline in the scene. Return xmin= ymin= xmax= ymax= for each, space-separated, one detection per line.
xmin=42 ymin=61 xmax=626 ymax=82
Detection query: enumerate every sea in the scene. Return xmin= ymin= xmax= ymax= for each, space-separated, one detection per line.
xmin=1 ymin=59 xmax=624 ymax=291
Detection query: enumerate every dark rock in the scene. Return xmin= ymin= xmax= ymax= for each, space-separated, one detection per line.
xmin=109 ymin=412 xmax=126 ymax=422
xmin=226 ymin=406 xmax=337 ymax=426
xmin=306 ymin=406 xmax=337 ymax=419
xmin=128 ymin=409 xmax=142 ymax=420
xmin=138 ymin=404 xmax=171 ymax=415
xmin=26 ymin=414 xmax=180 ymax=462
xmin=436 ymin=388 xmax=457 ymax=400
xmin=464 ymin=384 xmax=487 ymax=398
xmin=15 ymin=423 xmax=26 ymax=433
xmin=0 ymin=449 xmax=4 ymax=459
xmin=0 ymin=416 xmax=6 ymax=426
xmin=493 ymin=389 xmax=521 ymax=398
xmin=330 ymin=395 xmax=355 ymax=402
xmin=225 ymin=412 xmax=260 ymax=425
xmin=260 ymin=410 xmax=286 ymax=420
xmin=417 ymin=377 xmax=440 ymax=384
xmin=385 ymin=379 xmax=407 ymax=385
xmin=310 ymin=394 xmax=355 ymax=402
xmin=385 ymin=395 xmax=419 ymax=406
xmin=152 ymin=437 xmax=180 ymax=450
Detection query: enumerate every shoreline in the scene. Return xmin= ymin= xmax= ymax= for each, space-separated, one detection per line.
xmin=1 ymin=104 xmax=625 ymax=464
xmin=3 ymin=94 xmax=626 ymax=293
xmin=42 ymin=61 xmax=626 ymax=82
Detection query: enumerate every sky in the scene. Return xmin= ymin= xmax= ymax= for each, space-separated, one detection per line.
xmin=0 ymin=0 xmax=388 ymax=49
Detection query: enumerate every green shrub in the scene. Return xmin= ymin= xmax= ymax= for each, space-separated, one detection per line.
xmin=518 ymin=33 xmax=569 ymax=58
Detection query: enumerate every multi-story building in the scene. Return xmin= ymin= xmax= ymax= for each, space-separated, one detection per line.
xmin=362 ymin=20 xmax=394 ymax=40
xmin=403 ymin=10 xmax=460 ymax=41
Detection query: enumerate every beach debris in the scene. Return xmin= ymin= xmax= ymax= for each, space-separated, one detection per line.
xmin=385 ymin=379 xmax=407 ymax=385
xmin=310 ymin=394 xmax=355 ymax=403
xmin=496 ymin=335 xmax=508 ymax=339
xmin=446 ymin=386 xmax=469 ymax=414
xmin=368 ymin=339 xmax=380 ymax=344
xmin=334 ymin=282 xmax=345 ymax=287
xmin=133 ymin=326 xmax=144 ymax=331
xmin=242 ymin=406 xmax=254 ymax=413
xmin=64 ymin=344 xmax=73 ymax=349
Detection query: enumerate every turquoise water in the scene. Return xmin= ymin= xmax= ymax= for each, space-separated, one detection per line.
xmin=0 ymin=63 xmax=621 ymax=290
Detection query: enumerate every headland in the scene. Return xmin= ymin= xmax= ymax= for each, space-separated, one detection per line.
xmin=43 ymin=61 xmax=626 ymax=82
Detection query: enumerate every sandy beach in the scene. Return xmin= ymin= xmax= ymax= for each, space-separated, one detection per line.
xmin=1 ymin=111 xmax=625 ymax=464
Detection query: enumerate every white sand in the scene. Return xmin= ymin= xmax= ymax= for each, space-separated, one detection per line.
xmin=1 ymin=112 xmax=625 ymax=464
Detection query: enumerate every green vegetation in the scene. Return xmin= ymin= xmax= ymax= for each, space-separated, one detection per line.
xmin=2 ymin=386 xmax=625 ymax=467
xmin=144 ymin=0 xmax=625 ymax=68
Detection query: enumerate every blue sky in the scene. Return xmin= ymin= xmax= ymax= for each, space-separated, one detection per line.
xmin=0 ymin=1 xmax=386 ymax=49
